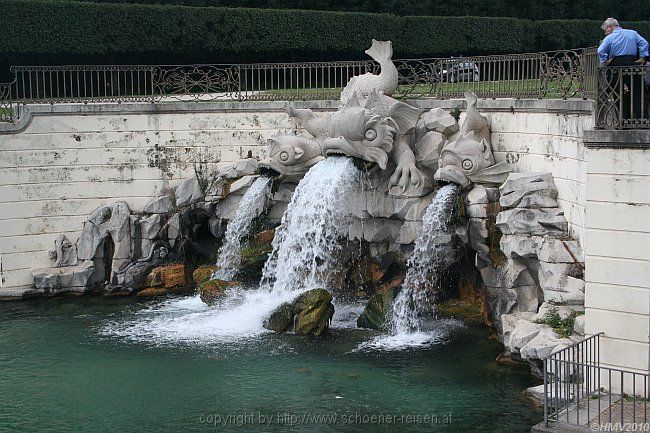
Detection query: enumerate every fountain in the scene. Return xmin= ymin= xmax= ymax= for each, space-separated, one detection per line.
xmin=211 ymin=176 xmax=271 ymax=281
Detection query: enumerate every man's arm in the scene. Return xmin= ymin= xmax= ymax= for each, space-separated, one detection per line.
xmin=635 ymin=32 xmax=649 ymax=64
xmin=598 ymin=36 xmax=611 ymax=64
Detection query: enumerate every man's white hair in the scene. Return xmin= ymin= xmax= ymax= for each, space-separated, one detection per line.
xmin=601 ymin=18 xmax=620 ymax=30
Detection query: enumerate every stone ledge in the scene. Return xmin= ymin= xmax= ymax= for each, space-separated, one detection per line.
xmin=1 ymin=98 xmax=595 ymax=134
xmin=0 ymin=287 xmax=45 ymax=300
xmin=584 ymin=128 xmax=650 ymax=148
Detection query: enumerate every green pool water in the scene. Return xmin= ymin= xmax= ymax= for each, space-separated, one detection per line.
xmin=0 ymin=296 xmax=541 ymax=432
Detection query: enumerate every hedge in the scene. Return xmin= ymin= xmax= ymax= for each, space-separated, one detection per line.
xmin=44 ymin=0 xmax=650 ymax=21
xmin=1 ymin=0 xmax=649 ymax=80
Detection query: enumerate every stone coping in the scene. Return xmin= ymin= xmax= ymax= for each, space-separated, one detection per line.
xmin=584 ymin=128 xmax=650 ymax=149
xmin=0 ymin=98 xmax=595 ymax=135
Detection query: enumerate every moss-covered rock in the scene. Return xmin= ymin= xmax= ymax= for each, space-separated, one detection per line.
xmin=199 ymin=278 xmax=237 ymax=306
xmin=238 ymin=243 xmax=273 ymax=282
xmin=293 ymin=289 xmax=334 ymax=336
xmin=137 ymin=263 xmax=192 ymax=297
xmin=357 ymin=288 xmax=396 ymax=331
xmin=263 ymin=302 xmax=295 ymax=333
xmin=192 ymin=264 xmax=219 ymax=287
xmin=263 ymin=288 xmax=335 ymax=336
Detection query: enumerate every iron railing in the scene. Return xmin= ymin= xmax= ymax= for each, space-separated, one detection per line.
xmin=544 ymin=333 xmax=649 ymax=429
xmin=0 ymin=48 xmax=597 ymax=106
xmin=596 ymin=65 xmax=650 ymax=129
xmin=7 ymin=46 xmax=649 ymax=130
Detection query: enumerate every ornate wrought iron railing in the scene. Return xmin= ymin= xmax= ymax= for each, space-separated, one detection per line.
xmin=544 ymin=333 xmax=649 ymax=429
xmin=595 ymin=65 xmax=650 ymax=129
xmin=0 ymin=47 xmax=605 ymax=122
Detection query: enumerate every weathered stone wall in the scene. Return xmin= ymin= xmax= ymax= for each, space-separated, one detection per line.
xmin=0 ymin=99 xmax=591 ymax=294
xmin=583 ymin=130 xmax=650 ymax=387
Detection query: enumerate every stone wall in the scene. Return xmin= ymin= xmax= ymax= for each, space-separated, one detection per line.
xmin=583 ymin=130 xmax=650 ymax=388
xmin=0 ymin=98 xmax=591 ymax=295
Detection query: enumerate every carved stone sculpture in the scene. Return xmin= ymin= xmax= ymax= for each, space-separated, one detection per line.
xmin=322 ymin=92 xmax=429 ymax=196
xmin=284 ymin=106 xmax=331 ymax=142
xmin=259 ymin=130 xmax=324 ymax=182
xmin=434 ymin=92 xmax=511 ymax=188
xmin=340 ymin=40 xmax=399 ymax=104
xmin=48 ymin=234 xmax=78 ymax=267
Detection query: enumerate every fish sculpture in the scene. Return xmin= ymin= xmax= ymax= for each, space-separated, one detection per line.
xmin=434 ymin=131 xmax=511 ymax=188
xmin=258 ymin=130 xmax=324 ymax=182
xmin=322 ymin=92 xmax=427 ymax=195
xmin=460 ymin=91 xmax=490 ymax=144
xmin=340 ymin=39 xmax=399 ymax=105
xmin=284 ymin=105 xmax=331 ymax=142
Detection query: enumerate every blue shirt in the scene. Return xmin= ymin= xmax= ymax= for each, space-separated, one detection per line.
xmin=598 ymin=27 xmax=649 ymax=64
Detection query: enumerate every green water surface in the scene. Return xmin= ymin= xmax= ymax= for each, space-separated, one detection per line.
xmin=0 ymin=297 xmax=541 ymax=432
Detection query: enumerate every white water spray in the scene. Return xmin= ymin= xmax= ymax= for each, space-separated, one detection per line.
xmin=212 ymin=176 xmax=271 ymax=281
xmin=390 ymin=183 xmax=459 ymax=333
xmin=101 ymin=157 xmax=360 ymax=344
xmin=259 ymin=157 xmax=359 ymax=294
xmin=357 ymin=184 xmax=461 ymax=351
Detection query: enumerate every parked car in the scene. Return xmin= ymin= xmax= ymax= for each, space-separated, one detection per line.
xmin=441 ymin=61 xmax=480 ymax=83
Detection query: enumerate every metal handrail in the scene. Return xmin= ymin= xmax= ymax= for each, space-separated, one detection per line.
xmin=544 ymin=332 xmax=649 ymax=428
xmin=0 ymin=47 xmax=598 ymax=107
xmin=595 ymin=65 xmax=650 ymax=129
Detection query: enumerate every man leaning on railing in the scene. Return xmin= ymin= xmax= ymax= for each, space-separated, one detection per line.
xmin=597 ymin=17 xmax=649 ymax=122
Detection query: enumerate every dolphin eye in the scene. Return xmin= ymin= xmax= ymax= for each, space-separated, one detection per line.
xmin=279 ymin=151 xmax=289 ymax=161
xmin=462 ymin=159 xmax=474 ymax=170
xmin=364 ymin=128 xmax=377 ymax=141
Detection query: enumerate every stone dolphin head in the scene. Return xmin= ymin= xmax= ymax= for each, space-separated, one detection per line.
xmin=321 ymin=94 xmax=399 ymax=169
xmin=259 ymin=130 xmax=324 ymax=182
xmin=434 ymin=131 xmax=511 ymax=188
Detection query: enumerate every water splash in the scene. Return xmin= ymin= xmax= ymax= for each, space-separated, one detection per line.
xmin=359 ymin=184 xmax=460 ymax=351
xmin=101 ymin=157 xmax=360 ymax=344
xmin=259 ymin=157 xmax=360 ymax=294
xmin=390 ymin=183 xmax=459 ymax=333
xmin=212 ymin=176 xmax=271 ymax=281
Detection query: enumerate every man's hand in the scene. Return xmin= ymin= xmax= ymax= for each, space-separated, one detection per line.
xmin=634 ymin=57 xmax=646 ymax=65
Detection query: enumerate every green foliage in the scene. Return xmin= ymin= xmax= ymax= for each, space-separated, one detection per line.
xmin=1 ymin=0 xmax=649 ymax=80
xmin=536 ymin=307 xmax=579 ymax=338
xmin=45 ymin=0 xmax=650 ymax=21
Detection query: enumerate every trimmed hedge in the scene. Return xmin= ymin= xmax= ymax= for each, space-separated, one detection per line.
xmin=44 ymin=0 xmax=650 ymax=21
xmin=1 ymin=0 xmax=649 ymax=80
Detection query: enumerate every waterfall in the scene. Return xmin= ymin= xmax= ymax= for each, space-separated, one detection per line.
xmin=356 ymin=184 xmax=460 ymax=351
xmin=391 ymin=184 xmax=458 ymax=334
xmin=260 ymin=157 xmax=359 ymax=294
xmin=212 ymin=176 xmax=271 ymax=281
xmin=391 ymin=183 xmax=459 ymax=333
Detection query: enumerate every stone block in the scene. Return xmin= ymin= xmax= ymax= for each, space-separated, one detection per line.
xmin=499 ymin=234 xmax=542 ymax=259
xmin=415 ymin=131 xmax=445 ymax=170
xmin=228 ymin=174 xmax=258 ymax=195
xmin=32 ymin=260 xmax=95 ymax=291
xmin=538 ymin=236 xmax=584 ymax=263
xmin=466 ymin=185 xmax=488 ymax=205
xmin=166 ymin=213 xmax=181 ymax=244
xmin=496 ymin=208 xmax=568 ymax=237
xmin=175 ymin=177 xmax=203 ymax=207
xmin=396 ymin=221 xmax=423 ymax=245
xmin=421 ymin=108 xmax=459 ymax=135
xmin=143 ymin=193 xmax=175 ymax=214
xmin=480 ymin=259 xmax=535 ymax=288
xmin=499 ymin=172 xmax=558 ymax=209
xmin=130 ymin=213 xmax=162 ymax=240
xmin=219 ymin=158 xmax=258 ymax=179
xmin=217 ymin=194 xmax=243 ymax=220
xmin=467 ymin=203 xmax=488 ymax=218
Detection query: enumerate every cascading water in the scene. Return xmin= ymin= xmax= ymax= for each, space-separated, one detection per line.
xmin=390 ymin=183 xmax=459 ymax=333
xmin=212 ymin=176 xmax=271 ymax=281
xmin=259 ymin=156 xmax=359 ymax=293
xmin=356 ymin=183 xmax=461 ymax=351
xmin=101 ymin=157 xmax=360 ymax=343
